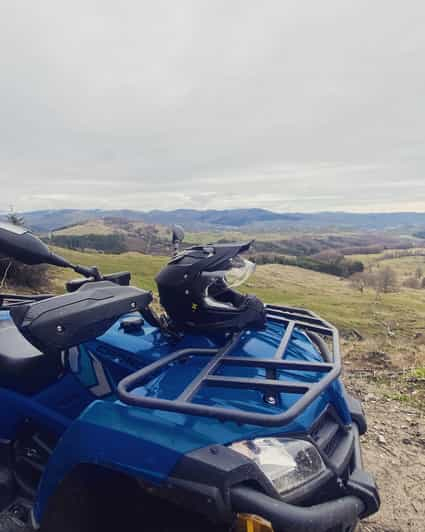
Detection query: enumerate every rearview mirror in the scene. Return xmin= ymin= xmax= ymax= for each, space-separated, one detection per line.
xmin=172 ymin=225 xmax=185 ymax=245
xmin=0 ymin=222 xmax=71 ymax=268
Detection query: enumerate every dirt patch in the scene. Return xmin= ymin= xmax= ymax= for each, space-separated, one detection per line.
xmin=345 ymin=371 xmax=425 ymax=532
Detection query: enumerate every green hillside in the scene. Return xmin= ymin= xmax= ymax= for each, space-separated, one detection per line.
xmin=50 ymin=247 xmax=167 ymax=293
xmin=48 ymin=247 xmax=425 ymax=372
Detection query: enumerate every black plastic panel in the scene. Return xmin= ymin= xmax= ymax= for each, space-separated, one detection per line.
xmin=10 ymin=281 xmax=152 ymax=353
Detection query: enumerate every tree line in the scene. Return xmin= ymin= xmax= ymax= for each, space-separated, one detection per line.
xmin=251 ymin=253 xmax=364 ymax=278
xmin=49 ymin=233 xmax=127 ymax=253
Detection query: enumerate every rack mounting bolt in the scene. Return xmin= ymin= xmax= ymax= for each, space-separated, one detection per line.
xmin=264 ymin=395 xmax=277 ymax=406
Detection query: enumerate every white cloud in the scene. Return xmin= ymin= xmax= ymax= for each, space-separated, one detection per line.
xmin=0 ymin=0 xmax=424 ymax=213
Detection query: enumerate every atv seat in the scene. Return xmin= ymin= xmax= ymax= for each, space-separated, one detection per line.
xmin=0 ymin=320 xmax=62 ymax=394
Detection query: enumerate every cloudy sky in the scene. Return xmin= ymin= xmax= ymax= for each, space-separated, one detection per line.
xmin=1 ymin=1 xmax=424 ymax=213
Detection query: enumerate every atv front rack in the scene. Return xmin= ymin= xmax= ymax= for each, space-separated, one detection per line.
xmin=117 ymin=304 xmax=341 ymax=427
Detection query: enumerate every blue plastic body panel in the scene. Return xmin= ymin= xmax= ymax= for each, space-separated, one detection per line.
xmin=0 ymin=309 xmax=352 ymax=524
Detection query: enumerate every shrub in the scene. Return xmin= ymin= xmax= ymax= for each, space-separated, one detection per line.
xmin=0 ymin=260 xmax=50 ymax=291
xmin=403 ymin=276 xmax=421 ymax=289
xmin=349 ymin=268 xmax=399 ymax=294
xmin=349 ymin=272 xmax=367 ymax=293
xmin=375 ymin=267 xmax=399 ymax=293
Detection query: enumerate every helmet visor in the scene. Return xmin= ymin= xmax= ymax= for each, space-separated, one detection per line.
xmin=223 ymin=257 xmax=256 ymax=289
xmin=202 ymin=257 xmax=256 ymax=309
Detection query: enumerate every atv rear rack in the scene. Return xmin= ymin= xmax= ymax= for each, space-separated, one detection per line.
xmin=117 ymin=304 xmax=342 ymax=427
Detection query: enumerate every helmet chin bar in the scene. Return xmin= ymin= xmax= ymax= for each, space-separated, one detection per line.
xmin=204 ymin=284 xmax=247 ymax=310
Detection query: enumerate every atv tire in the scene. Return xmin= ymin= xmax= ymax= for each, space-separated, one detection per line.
xmin=41 ymin=465 xmax=228 ymax=532
xmin=0 ymin=513 xmax=32 ymax=532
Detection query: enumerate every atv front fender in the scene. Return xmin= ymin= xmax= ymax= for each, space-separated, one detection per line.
xmin=32 ymin=400 xmax=216 ymax=526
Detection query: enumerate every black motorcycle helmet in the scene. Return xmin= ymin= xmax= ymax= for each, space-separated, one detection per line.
xmin=155 ymin=238 xmax=266 ymax=334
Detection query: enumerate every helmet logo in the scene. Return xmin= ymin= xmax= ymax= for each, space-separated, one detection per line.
xmin=192 ymin=302 xmax=198 ymax=311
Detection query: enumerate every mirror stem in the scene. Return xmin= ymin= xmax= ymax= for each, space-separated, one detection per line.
xmin=73 ymin=264 xmax=102 ymax=280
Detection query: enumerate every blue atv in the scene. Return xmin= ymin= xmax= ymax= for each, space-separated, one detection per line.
xmin=0 ymin=222 xmax=380 ymax=532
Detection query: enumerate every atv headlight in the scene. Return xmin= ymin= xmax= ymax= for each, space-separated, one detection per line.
xmin=230 ymin=438 xmax=326 ymax=495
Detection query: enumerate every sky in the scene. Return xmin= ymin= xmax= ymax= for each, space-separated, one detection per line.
xmin=0 ymin=1 xmax=424 ymax=214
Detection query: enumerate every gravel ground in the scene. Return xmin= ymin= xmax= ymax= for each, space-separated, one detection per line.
xmin=346 ymin=371 xmax=425 ymax=532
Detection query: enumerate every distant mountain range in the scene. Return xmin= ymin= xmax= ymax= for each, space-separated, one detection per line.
xmin=2 ymin=208 xmax=425 ymax=233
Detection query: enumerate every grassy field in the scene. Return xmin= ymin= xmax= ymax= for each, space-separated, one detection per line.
xmin=53 ymin=220 xmax=171 ymax=240
xmin=184 ymin=229 xmax=363 ymax=244
xmin=53 ymin=220 xmax=119 ymax=236
xmin=53 ymin=223 xmax=319 ymax=246
xmin=370 ymin=254 xmax=425 ymax=277
xmin=350 ymin=248 xmax=425 ymax=267
xmin=47 ymin=246 xmax=425 ymax=371
xmin=49 ymin=247 xmax=167 ymax=293
xmin=53 ymin=221 xmax=365 ymax=246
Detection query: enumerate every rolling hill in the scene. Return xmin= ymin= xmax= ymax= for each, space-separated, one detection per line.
xmin=4 ymin=208 xmax=425 ymax=233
